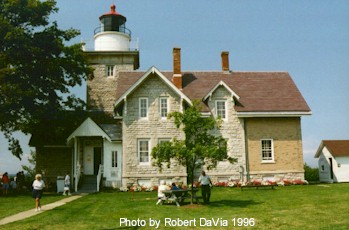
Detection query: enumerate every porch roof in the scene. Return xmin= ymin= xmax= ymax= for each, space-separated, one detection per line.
xmin=67 ymin=117 xmax=122 ymax=144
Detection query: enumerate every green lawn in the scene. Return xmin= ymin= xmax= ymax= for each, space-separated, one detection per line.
xmin=0 ymin=192 xmax=66 ymax=219
xmin=1 ymin=184 xmax=349 ymax=229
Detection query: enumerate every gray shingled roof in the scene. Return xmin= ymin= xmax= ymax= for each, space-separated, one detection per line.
xmin=99 ymin=124 xmax=122 ymax=141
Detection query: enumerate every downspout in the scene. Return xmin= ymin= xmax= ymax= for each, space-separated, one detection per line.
xmin=244 ymin=119 xmax=250 ymax=182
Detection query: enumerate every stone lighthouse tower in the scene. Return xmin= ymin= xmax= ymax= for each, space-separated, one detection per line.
xmin=85 ymin=4 xmax=139 ymax=114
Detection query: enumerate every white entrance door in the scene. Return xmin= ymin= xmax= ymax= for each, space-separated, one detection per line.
xmin=103 ymin=141 xmax=122 ymax=187
xmin=84 ymin=146 xmax=94 ymax=175
xmin=111 ymin=149 xmax=121 ymax=180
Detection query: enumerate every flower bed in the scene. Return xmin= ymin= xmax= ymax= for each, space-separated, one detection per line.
xmin=212 ymin=179 xmax=308 ymax=188
xmin=117 ymin=178 xmax=309 ymax=192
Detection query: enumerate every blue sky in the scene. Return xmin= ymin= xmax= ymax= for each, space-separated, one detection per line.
xmin=1 ymin=0 xmax=348 ymax=174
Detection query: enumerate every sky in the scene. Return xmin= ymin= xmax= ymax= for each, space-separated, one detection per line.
xmin=1 ymin=0 xmax=349 ymax=174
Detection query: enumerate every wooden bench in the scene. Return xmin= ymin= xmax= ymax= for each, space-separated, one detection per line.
xmin=160 ymin=190 xmax=190 ymax=206
xmin=159 ymin=189 xmax=203 ymax=206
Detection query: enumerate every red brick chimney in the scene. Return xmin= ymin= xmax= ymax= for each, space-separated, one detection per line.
xmin=221 ymin=51 xmax=230 ymax=72
xmin=172 ymin=47 xmax=182 ymax=89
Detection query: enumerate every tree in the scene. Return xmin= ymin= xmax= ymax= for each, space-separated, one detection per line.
xmin=21 ymin=150 xmax=36 ymax=179
xmin=0 ymin=0 xmax=92 ymax=159
xmin=304 ymin=163 xmax=319 ymax=182
xmin=151 ymin=101 xmax=236 ymax=203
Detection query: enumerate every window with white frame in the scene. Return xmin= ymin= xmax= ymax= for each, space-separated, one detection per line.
xmin=111 ymin=151 xmax=118 ymax=167
xmin=106 ymin=65 xmax=114 ymax=77
xmin=138 ymin=139 xmax=150 ymax=164
xmin=158 ymin=138 xmax=170 ymax=145
xmin=261 ymin=139 xmax=274 ymax=162
xmin=160 ymin=97 xmax=169 ymax=119
xmin=139 ymin=98 xmax=148 ymax=119
xmin=216 ymin=100 xmax=227 ymax=119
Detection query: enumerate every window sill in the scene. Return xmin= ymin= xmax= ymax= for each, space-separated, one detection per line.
xmin=261 ymin=161 xmax=275 ymax=164
xmin=139 ymin=118 xmax=149 ymax=121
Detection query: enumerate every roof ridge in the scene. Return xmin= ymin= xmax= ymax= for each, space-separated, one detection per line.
xmin=119 ymin=70 xmax=289 ymax=73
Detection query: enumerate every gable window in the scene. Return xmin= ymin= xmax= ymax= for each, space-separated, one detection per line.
xmin=111 ymin=151 xmax=118 ymax=167
xmin=138 ymin=139 xmax=150 ymax=164
xmin=261 ymin=139 xmax=274 ymax=162
xmin=139 ymin=98 xmax=148 ymax=119
xmin=216 ymin=100 xmax=226 ymax=119
xmin=160 ymin=97 xmax=169 ymax=119
xmin=106 ymin=65 xmax=114 ymax=77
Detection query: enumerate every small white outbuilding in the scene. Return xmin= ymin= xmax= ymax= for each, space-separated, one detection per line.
xmin=315 ymin=140 xmax=349 ymax=183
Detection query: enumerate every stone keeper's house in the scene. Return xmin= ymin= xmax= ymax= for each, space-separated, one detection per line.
xmin=30 ymin=5 xmax=311 ymax=192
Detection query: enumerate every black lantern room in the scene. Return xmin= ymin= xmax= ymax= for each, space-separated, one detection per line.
xmin=96 ymin=4 xmax=130 ymax=35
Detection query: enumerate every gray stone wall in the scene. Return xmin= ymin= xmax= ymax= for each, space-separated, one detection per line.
xmin=204 ymin=86 xmax=246 ymax=183
xmin=86 ymin=55 xmax=135 ymax=113
xmin=122 ymin=74 xmax=187 ymax=187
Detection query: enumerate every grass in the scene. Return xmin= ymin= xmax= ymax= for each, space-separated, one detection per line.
xmin=1 ymin=183 xmax=349 ymax=229
xmin=0 ymin=191 xmax=67 ymax=219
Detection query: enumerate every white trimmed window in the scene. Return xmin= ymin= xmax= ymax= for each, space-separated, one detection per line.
xmin=138 ymin=139 xmax=150 ymax=164
xmin=160 ymin=97 xmax=169 ymax=119
xmin=216 ymin=100 xmax=227 ymax=119
xmin=111 ymin=151 xmax=118 ymax=167
xmin=261 ymin=139 xmax=274 ymax=162
xmin=106 ymin=65 xmax=114 ymax=77
xmin=139 ymin=98 xmax=148 ymax=119
xmin=159 ymin=138 xmax=170 ymax=144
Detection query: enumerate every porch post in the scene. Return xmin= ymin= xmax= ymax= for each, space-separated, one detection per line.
xmin=74 ymin=137 xmax=78 ymax=192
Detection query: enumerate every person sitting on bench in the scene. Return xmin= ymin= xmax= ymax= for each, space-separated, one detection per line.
xmin=156 ymin=181 xmax=169 ymax=205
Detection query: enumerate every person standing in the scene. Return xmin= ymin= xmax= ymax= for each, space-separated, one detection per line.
xmin=198 ymin=170 xmax=212 ymax=204
xmin=63 ymin=172 xmax=71 ymax=196
xmin=1 ymin=172 xmax=10 ymax=195
xmin=32 ymin=174 xmax=45 ymax=212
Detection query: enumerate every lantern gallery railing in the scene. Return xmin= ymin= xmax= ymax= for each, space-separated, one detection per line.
xmin=94 ymin=26 xmax=132 ymax=36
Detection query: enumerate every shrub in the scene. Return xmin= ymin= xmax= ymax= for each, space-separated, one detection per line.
xmin=304 ymin=163 xmax=319 ymax=182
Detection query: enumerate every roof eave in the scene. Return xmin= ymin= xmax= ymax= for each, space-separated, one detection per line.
xmin=237 ymin=111 xmax=312 ymax=118
xmin=314 ymin=141 xmax=325 ymax=158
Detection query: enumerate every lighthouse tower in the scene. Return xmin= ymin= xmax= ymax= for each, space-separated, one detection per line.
xmin=85 ymin=4 xmax=139 ymax=113
xmin=94 ymin=4 xmax=131 ymax=51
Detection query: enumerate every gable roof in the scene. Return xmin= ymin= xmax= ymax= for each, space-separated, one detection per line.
xmin=67 ymin=117 xmax=112 ymax=143
xmin=67 ymin=117 xmax=122 ymax=144
xmin=315 ymin=140 xmax=349 ymax=158
xmin=203 ymin=80 xmax=240 ymax=101
xmin=114 ymin=66 xmax=192 ymax=108
xmin=115 ymin=70 xmax=311 ymax=115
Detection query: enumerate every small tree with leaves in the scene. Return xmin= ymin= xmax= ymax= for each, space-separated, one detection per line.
xmin=151 ymin=101 xmax=236 ymax=203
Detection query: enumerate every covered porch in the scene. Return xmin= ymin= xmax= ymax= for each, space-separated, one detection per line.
xmin=67 ymin=117 xmax=122 ymax=192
